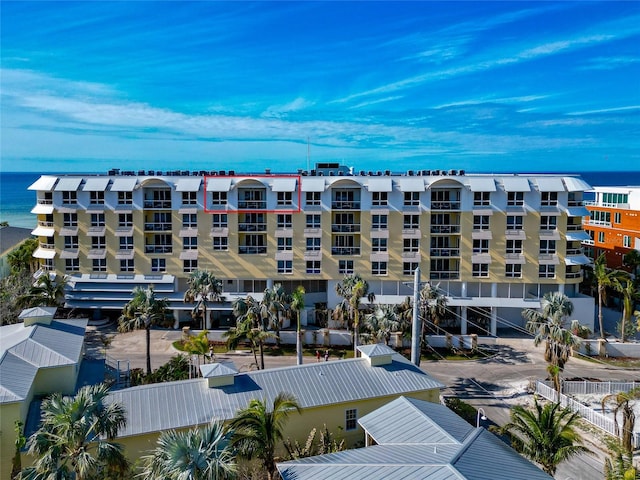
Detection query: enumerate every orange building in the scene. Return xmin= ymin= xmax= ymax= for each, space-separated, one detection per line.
xmin=583 ymin=186 xmax=640 ymax=269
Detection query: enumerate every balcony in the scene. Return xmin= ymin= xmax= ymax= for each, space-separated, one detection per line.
xmin=430 ymin=224 xmax=460 ymax=234
xmin=145 ymin=245 xmax=173 ymax=254
xmin=431 ymin=201 xmax=461 ymax=210
xmin=331 ymin=201 xmax=361 ymax=210
xmin=430 ymin=271 xmax=460 ymax=280
xmin=40 ymin=243 xmax=56 ymax=250
xmin=238 ymin=201 xmax=266 ymax=209
xmin=566 ymin=271 xmax=584 ymax=280
xmin=238 ymin=222 xmax=267 ymax=232
xmin=38 ymin=221 xmax=55 ymax=228
xmin=430 ymin=248 xmax=460 ymax=257
xmin=238 ymin=246 xmax=267 ymax=254
xmin=332 ymin=224 xmax=361 ymax=233
xmin=585 ymin=219 xmax=611 ymax=228
xmin=144 ymin=222 xmax=172 ymax=232
xmin=37 ymin=198 xmax=53 ymax=205
xmin=331 ymin=247 xmax=361 ymax=255
xmin=566 ymin=248 xmax=584 ymax=256
xmin=568 ymin=200 xmax=584 ymax=207
xmin=583 ymin=239 xmax=595 ymax=246
xmin=144 ymin=200 xmax=172 ymax=209
xmin=567 ymin=223 xmax=585 ymax=231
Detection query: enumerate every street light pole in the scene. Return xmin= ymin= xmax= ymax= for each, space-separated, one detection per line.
xmin=476 ymin=407 xmax=487 ymax=428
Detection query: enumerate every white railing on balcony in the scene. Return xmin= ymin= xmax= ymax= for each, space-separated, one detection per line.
xmin=586 ymin=219 xmax=611 ymax=227
xmin=430 ymin=224 xmax=461 ymax=234
xmin=238 ymin=223 xmax=267 ymax=232
xmin=332 ymin=224 xmax=361 ymax=233
xmin=331 ymin=247 xmax=361 ymax=255
xmin=431 ymin=248 xmax=460 ymax=257
xmin=145 ymin=245 xmax=172 ymax=254
xmin=430 ymin=271 xmax=460 ymax=280
xmin=144 ymin=222 xmax=172 ymax=231
xmin=431 ymin=201 xmax=461 ymax=210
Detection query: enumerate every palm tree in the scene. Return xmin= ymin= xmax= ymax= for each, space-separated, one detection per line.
xmin=290 ymin=285 xmax=306 ymax=365
xmin=601 ymin=387 xmax=640 ymax=453
xmin=226 ymin=296 xmax=275 ymax=370
xmin=334 ymin=273 xmax=375 ymax=355
xmin=363 ymin=305 xmax=400 ymax=345
xmin=604 ymin=444 xmax=639 ymax=480
xmin=419 ymin=282 xmax=448 ymax=339
xmin=594 ymin=254 xmax=628 ymax=339
xmin=615 ymin=277 xmax=638 ymax=343
xmin=184 ymin=269 xmax=223 ymax=330
xmin=229 ymin=392 xmax=301 ymax=480
xmin=8 ymin=237 xmax=39 ymax=275
xmin=21 ymin=383 xmax=128 ymax=480
xmin=522 ymin=292 xmax=581 ymax=392
xmin=261 ymin=283 xmax=290 ymax=346
xmin=184 ymin=330 xmax=211 ymax=375
xmin=499 ymin=397 xmax=591 ymax=476
xmin=622 ymin=249 xmax=640 ymax=277
xmin=118 ymin=286 xmax=169 ymax=375
xmin=17 ymin=274 xmax=68 ymax=308
xmin=140 ymin=419 xmax=237 ymax=480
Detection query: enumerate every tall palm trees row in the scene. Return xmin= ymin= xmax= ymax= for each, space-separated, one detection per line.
xmin=20 ymin=385 xmax=302 ymax=480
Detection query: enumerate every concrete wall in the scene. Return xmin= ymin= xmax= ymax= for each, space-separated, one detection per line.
xmin=33 ymin=364 xmax=79 ymax=397
xmin=0 ymin=402 xmax=22 ymax=480
xmin=576 ymin=340 xmax=640 ymax=358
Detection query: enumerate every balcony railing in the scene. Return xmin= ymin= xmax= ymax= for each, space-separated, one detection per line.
xmin=583 ymin=239 xmax=595 ymax=246
xmin=144 ymin=200 xmax=172 ymax=209
xmin=238 ymin=201 xmax=266 ymax=209
xmin=238 ymin=223 xmax=267 ymax=232
xmin=568 ymin=200 xmax=584 ymax=207
xmin=145 ymin=245 xmax=172 ymax=254
xmin=431 ymin=201 xmax=460 ymax=210
xmin=567 ymin=224 xmax=585 ymax=231
xmin=430 ymin=271 xmax=460 ymax=280
xmin=144 ymin=222 xmax=172 ymax=231
xmin=40 ymin=243 xmax=56 ymax=249
xmin=37 ymin=199 xmax=53 ymax=205
xmin=430 ymin=248 xmax=460 ymax=257
xmin=430 ymin=225 xmax=461 ymax=234
xmin=505 ymin=252 xmax=523 ymax=259
xmin=331 ymin=201 xmax=361 ymax=210
xmin=585 ymin=219 xmax=611 ymax=228
xmin=566 ymin=272 xmax=584 ymax=279
xmin=332 ymin=224 xmax=361 ymax=233
xmin=38 ymin=221 xmax=54 ymax=227
xmin=238 ymin=246 xmax=267 ymax=254
xmin=566 ymin=248 xmax=583 ymax=256
xmin=331 ymin=247 xmax=361 ymax=255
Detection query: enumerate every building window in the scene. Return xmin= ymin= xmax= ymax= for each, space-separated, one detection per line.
xmin=473 ymin=239 xmax=489 ymax=254
xmin=277 ymin=192 xmax=293 ymax=206
xmin=506 ymin=239 xmax=523 ymax=254
xmin=90 ymin=191 xmax=105 ymax=205
xmin=403 ymin=191 xmax=420 ymax=206
xmin=212 ymin=237 xmax=228 ymax=251
xmin=541 ymin=192 xmax=558 ymax=206
xmin=210 ymin=191 xmax=227 ymax=205
xmin=151 ymin=259 xmax=166 ymax=272
xmin=65 ymin=258 xmax=79 ymax=272
xmin=372 ymin=238 xmax=388 ymax=252
xmin=540 ymin=215 xmax=557 ymax=231
xmin=183 ymin=237 xmax=198 ymax=250
xmin=372 ymin=214 xmax=388 ymax=230
xmin=212 ymin=214 xmax=228 ymax=228
xmin=306 ymin=237 xmax=321 ymax=251
xmin=403 ymin=262 xmax=419 ymax=275
xmin=62 ymin=191 xmax=77 ymax=204
xmin=91 ymin=213 xmax=106 ymax=227
xmin=91 ymin=237 xmax=106 ymax=249
xmin=63 ymin=213 xmax=78 ymax=227
xmin=473 ymin=215 xmax=490 ymax=230
xmin=403 ymin=238 xmax=419 ymax=253
xmin=539 ymin=264 xmax=555 ymax=278
xmin=92 ymin=258 xmax=106 ymax=272
xmin=403 ymin=214 xmax=419 ymax=229
xmin=118 ymin=213 xmax=133 ymax=227
xmin=598 ymin=231 xmax=605 ymax=243
xmin=306 ymin=260 xmax=321 ymax=274
xmin=539 ymin=240 xmax=556 ymax=254
xmin=614 ymin=212 xmax=621 ymax=224
xmin=345 ymin=408 xmax=357 ymax=431
xmin=181 ymin=191 xmax=197 ymax=205
xmin=277 ymin=214 xmax=292 ymax=228
xmin=183 ymin=213 xmax=197 ymax=228
xmin=590 ymin=210 xmax=611 ymax=224
xmin=506 ymin=215 xmax=523 ymax=230
xmin=119 ymin=236 xmax=134 ymax=250
xmin=305 ymin=192 xmax=321 ymax=206
xmin=602 ymin=192 xmax=629 ymax=205
xmin=183 ymin=259 xmax=198 ymax=273
xmin=117 ymin=191 xmax=133 ymax=205
xmin=306 ymin=214 xmax=321 ymax=229
xmin=372 ymin=192 xmax=388 ymax=206
xmin=339 ymin=260 xmax=354 ymax=275
xmin=120 ymin=259 xmax=134 ymax=272
xmin=277 ymin=260 xmax=293 ymax=274
xmin=505 ymin=264 xmax=522 ymax=278
xmin=372 ymin=261 xmax=387 ymax=275
xmin=277 ymin=237 xmax=292 ymax=251
xmin=623 ymin=235 xmax=631 ymax=248
xmin=473 ymin=192 xmax=491 ymax=207
xmin=64 ymin=236 xmax=79 ymax=249
xmin=472 ymin=263 xmax=489 ymax=277
xmin=507 ymin=192 xmax=524 ymax=206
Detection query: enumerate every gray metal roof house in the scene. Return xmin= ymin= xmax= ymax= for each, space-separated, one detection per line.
xmin=277 ymin=395 xmax=553 ymax=480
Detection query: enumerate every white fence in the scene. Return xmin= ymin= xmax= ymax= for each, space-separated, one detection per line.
xmin=535 ymin=381 xmax=639 ymax=448
xmin=561 ymin=381 xmax=640 ymax=396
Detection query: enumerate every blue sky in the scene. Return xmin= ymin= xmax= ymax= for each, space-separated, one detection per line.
xmin=1 ymin=1 xmax=639 ymax=173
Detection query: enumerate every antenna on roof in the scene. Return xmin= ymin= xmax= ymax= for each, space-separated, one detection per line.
xmin=307 ymin=137 xmax=310 ymax=172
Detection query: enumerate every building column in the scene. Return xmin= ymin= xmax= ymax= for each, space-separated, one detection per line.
xmin=491 ymin=282 xmax=497 ymax=298
xmin=267 ymin=278 xmax=274 ymax=289
xmin=173 ymin=310 xmax=180 ymax=330
xmin=461 ymin=306 xmax=468 ymax=335
xmin=461 ymin=281 xmax=467 ymax=298
xmin=490 ymin=307 xmax=497 ymax=336
xmin=558 ymin=283 xmax=565 ymax=295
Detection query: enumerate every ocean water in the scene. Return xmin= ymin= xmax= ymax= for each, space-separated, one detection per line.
xmin=1 ymin=170 xmax=639 ymax=229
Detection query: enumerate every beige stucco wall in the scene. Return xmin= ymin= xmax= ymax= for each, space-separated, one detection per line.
xmin=1 ymin=402 xmax=23 ymax=480
xmin=32 ymin=364 xmax=79 ymax=397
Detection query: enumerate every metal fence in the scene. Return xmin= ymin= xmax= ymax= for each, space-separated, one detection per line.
xmin=535 ymin=381 xmax=639 ymax=448
xmin=560 ymin=381 xmax=639 ymax=396
xmin=105 ymin=355 xmax=130 ymax=388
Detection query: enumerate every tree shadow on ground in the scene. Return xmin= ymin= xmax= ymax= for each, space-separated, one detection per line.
xmin=478 ymin=345 xmax=530 ymax=365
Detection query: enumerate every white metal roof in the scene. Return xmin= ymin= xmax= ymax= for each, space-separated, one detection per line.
xmin=500 ymin=177 xmax=531 ymax=192
xmin=563 ymin=176 xmax=591 ymax=192
xmin=301 ymin=177 xmax=326 ymax=192
xmin=30 ymin=204 xmax=55 ymax=215
xmin=175 ymin=178 xmax=202 ymax=192
xmin=465 ymin=177 xmax=497 ymax=192
xmin=565 ymin=255 xmax=592 ymax=265
xmin=534 ymin=177 xmax=565 ymax=192
xmin=366 ymin=178 xmax=393 ymax=192
xmin=271 ymin=177 xmax=298 ymax=192
xmin=82 ymin=177 xmax=111 ymax=191
xmin=206 ymin=177 xmax=232 ymax=192
xmin=200 ymin=362 xmax=238 ymax=378
xmin=54 ymin=177 xmax=83 ymax=191
xmin=397 ymin=178 xmax=426 ymax=192
xmin=110 ymin=177 xmax=138 ymax=192
xmin=566 ymin=230 xmax=591 ymax=241
xmin=33 ymin=248 xmax=56 ymax=259
xmin=28 ymin=176 xmax=58 ymax=191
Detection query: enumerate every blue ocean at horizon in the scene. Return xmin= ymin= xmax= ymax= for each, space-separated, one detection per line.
xmin=1 ymin=170 xmax=639 ymax=229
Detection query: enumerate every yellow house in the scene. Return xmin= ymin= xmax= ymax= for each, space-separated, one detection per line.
xmin=0 ymin=311 xmax=86 ymax=479
xmin=105 ymin=344 xmax=444 ymax=462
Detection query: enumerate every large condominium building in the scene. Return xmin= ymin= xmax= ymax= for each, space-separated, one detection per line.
xmin=29 ymin=164 xmax=595 ymax=334
xmin=583 ymin=186 xmax=640 ymax=269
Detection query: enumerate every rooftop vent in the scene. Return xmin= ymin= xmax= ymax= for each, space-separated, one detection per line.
xmin=200 ymin=362 xmax=238 ymax=388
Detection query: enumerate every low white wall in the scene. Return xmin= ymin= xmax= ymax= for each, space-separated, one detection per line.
xmin=575 ymin=340 xmax=640 ymax=358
